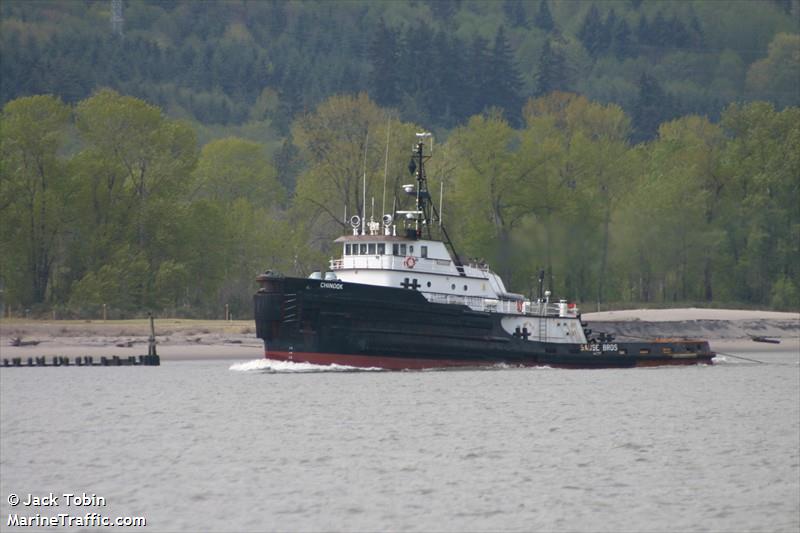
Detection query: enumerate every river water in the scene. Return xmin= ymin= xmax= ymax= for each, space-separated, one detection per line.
xmin=1 ymin=350 xmax=798 ymax=532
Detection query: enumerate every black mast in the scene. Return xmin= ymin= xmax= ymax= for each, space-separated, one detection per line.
xmin=412 ymin=135 xmax=466 ymax=276
xmin=413 ymin=137 xmax=432 ymax=236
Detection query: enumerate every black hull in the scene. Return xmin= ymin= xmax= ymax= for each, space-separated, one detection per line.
xmin=254 ymin=277 xmax=715 ymax=370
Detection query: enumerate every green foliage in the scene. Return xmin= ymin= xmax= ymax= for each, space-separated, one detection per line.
xmin=68 ymin=245 xmax=149 ymax=315
xmin=0 ymin=94 xmax=72 ymax=304
xmin=1 ymin=85 xmax=798 ymax=316
xmin=746 ymin=33 xmax=800 ymax=108
xmin=4 ymin=0 xmax=796 ymax=141
xmin=535 ymin=38 xmax=569 ymax=97
xmin=771 ymin=276 xmax=799 ymax=311
xmin=291 ymin=93 xmax=419 ymax=259
xmin=193 ymin=137 xmax=284 ymax=206
xmin=533 ymin=1 xmax=555 ymax=32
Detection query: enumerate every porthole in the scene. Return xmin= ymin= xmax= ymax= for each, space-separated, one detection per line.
xmin=463 ymin=285 xmax=468 ymax=291
xmin=451 ymin=284 xmax=455 ymax=290
xmin=427 ymin=281 xmax=431 ymax=287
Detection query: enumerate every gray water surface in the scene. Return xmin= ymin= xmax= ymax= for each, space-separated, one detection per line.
xmin=1 ymin=352 xmax=798 ymax=532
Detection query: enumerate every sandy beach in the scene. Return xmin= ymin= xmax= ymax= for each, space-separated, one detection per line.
xmin=583 ymin=307 xmax=800 ymax=355
xmin=0 ymin=319 xmax=262 ymax=361
xmin=1 ymin=309 xmax=798 ymax=362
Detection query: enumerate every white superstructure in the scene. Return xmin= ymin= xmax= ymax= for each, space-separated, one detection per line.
xmin=313 ymin=132 xmax=588 ymax=345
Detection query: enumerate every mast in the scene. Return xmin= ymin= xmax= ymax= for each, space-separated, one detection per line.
xmin=361 ymin=131 xmax=369 ymax=236
xmin=413 ymin=133 xmax=432 ymax=236
xmin=411 ymin=133 xmax=466 ymax=276
xmin=381 ymin=118 xmax=390 ymax=218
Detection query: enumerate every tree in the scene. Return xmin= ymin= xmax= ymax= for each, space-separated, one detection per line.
xmin=193 ymin=137 xmax=284 ymax=206
xmin=599 ymin=8 xmax=617 ymax=55
xmin=645 ymin=116 xmax=728 ymax=302
xmin=611 ymin=18 xmax=632 ymax=59
xmin=720 ymin=102 xmax=800 ymax=304
xmin=577 ymin=4 xmax=606 ymax=59
xmin=533 ymin=0 xmax=555 ymax=33
xmin=465 ymin=35 xmax=492 ymax=117
xmin=535 ymin=39 xmax=569 ymax=97
xmin=523 ymin=93 xmax=632 ymax=302
xmin=291 ymin=94 xmax=418 ymax=254
xmin=0 ymin=95 xmax=71 ymax=306
xmin=447 ymin=110 xmax=529 ymax=283
xmin=397 ymin=21 xmax=436 ymax=115
xmin=636 ymin=14 xmax=649 ymax=46
xmin=429 ymin=30 xmax=469 ymax=127
xmin=488 ymin=26 xmax=524 ymax=122
xmin=273 ymin=135 xmax=303 ymax=193
xmin=745 ymin=33 xmax=800 ymax=108
xmin=649 ymin=11 xmax=670 ymax=48
xmin=74 ymin=89 xmax=196 ymax=246
xmin=504 ymin=0 xmax=530 ymax=29
xmin=632 ymin=73 xmax=673 ymax=142
xmin=368 ymin=18 xmax=401 ymax=107
xmin=72 ymin=89 xmax=197 ymax=309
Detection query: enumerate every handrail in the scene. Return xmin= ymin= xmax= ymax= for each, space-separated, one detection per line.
xmin=330 ymin=255 xmax=461 ymax=275
xmin=424 ymin=293 xmax=567 ymax=316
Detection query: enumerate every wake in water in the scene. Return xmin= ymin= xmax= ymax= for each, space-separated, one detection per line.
xmin=713 ymin=355 xmax=746 ymax=365
xmin=712 ymin=353 xmax=799 ymax=366
xmin=229 ymin=358 xmax=384 ymax=373
xmin=230 ymin=359 xmax=559 ymax=373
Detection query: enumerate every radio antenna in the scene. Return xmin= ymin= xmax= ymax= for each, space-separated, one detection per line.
xmin=439 ymin=181 xmax=443 ymax=227
xmin=382 ymin=117 xmax=390 ymax=217
xmin=361 ymin=130 xmax=369 ymax=235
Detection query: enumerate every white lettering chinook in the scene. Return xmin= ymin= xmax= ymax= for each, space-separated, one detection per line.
xmin=320 ymin=282 xmax=343 ymax=290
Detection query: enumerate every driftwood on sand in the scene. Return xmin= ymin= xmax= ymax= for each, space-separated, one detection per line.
xmin=10 ymin=337 xmax=40 ymax=347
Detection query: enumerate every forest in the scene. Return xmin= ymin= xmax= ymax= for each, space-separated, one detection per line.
xmin=1 ymin=0 xmax=798 ymax=317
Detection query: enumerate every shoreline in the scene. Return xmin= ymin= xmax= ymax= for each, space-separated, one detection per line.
xmin=1 ymin=309 xmax=797 ymax=362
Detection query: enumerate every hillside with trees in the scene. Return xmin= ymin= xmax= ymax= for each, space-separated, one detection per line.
xmin=1 ymin=1 xmax=798 ymax=317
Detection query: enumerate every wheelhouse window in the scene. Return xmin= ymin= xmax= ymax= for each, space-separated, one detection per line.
xmin=345 ymin=244 xmax=351 ymax=255
xmin=421 ymin=245 xmax=428 ymax=258
xmin=368 ymin=243 xmax=376 ymax=255
xmin=360 ymin=243 xmax=367 ymax=254
xmin=392 ymin=244 xmax=399 ymax=255
xmin=377 ymin=243 xmax=386 ymax=255
xmin=400 ymin=244 xmax=407 ymax=255
xmin=409 ymin=245 xmax=414 ymax=255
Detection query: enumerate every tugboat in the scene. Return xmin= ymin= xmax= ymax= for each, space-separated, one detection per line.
xmin=254 ymin=133 xmax=715 ymax=369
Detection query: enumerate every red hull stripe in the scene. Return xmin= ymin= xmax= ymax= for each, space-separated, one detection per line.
xmin=265 ymin=350 xmax=497 ymax=370
xmin=264 ymin=350 xmax=712 ymax=370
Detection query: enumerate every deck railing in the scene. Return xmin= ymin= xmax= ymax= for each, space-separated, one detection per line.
xmin=330 ymin=255 xmax=460 ymax=276
xmin=424 ymin=293 xmax=568 ymax=316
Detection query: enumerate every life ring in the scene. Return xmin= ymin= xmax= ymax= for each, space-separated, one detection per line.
xmin=404 ymin=256 xmax=416 ymax=269
xmin=516 ymin=300 xmax=524 ymax=313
